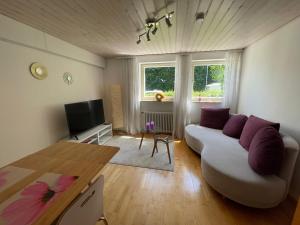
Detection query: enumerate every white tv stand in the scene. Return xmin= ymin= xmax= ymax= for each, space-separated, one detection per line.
xmin=69 ymin=124 xmax=112 ymax=145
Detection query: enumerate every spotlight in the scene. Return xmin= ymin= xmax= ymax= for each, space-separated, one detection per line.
xmin=165 ymin=15 xmax=172 ymax=27
xmin=146 ymin=30 xmax=151 ymax=41
xmin=136 ymin=10 xmax=174 ymax=43
xmin=152 ymin=23 xmax=158 ymax=35
xmin=196 ymin=12 xmax=205 ymax=23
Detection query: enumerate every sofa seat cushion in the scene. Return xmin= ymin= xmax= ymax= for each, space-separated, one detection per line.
xmin=201 ymin=157 xmax=286 ymax=208
xmin=201 ymin=134 xmax=286 ymax=208
xmin=185 ymin=124 xmax=225 ymax=154
xmin=185 ymin=124 xmax=286 ymax=208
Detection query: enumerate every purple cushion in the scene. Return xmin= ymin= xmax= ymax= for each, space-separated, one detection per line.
xmin=239 ymin=115 xmax=280 ymax=150
xmin=200 ymin=108 xmax=230 ymax=130
xmin=223 ymin=114 xmax=248 ymax=138
xmin=248 ymin=126 xmax=284 ymax=175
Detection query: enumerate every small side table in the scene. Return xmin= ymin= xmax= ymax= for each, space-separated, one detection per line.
xmin=151 ymin=134 xmax=172 ymax=164
xmin=139 ymin=129 xmax=156 ymax=150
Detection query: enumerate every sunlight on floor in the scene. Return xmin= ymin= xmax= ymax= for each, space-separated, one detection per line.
xmin=119 ymin=136 xmax=134 ymax=139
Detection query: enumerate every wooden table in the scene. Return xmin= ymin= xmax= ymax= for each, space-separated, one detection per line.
xmin=0 ymin=141 xmax=119 ymax=225
xmin=292 ymin=198 xmax=300 ymax=225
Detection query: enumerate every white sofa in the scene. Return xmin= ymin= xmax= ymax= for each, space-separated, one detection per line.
xmin=185 ymin=124 xmax=299 ymax=208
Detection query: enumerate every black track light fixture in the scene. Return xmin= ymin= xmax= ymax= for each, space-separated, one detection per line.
xmin=146 ymin=29 xmax=151 ymax=41
xmin=165 ymin=14 xmax=172 ymax=27
xmin=136 ymin=32 xmax=145 ymax=44
xmin=152 ymin=23 xmax=158 ymax=35
xmin=165 ymin=12 xmax=174 ymax=27
xmin=136 ymin=11 xmax=174 ymax=44
xmin=196 ymin=12 xmax=205 ymax=23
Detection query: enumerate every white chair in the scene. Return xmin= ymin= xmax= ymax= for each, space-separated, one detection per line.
xmin=56 ymin=175 xmax=108 ymax=225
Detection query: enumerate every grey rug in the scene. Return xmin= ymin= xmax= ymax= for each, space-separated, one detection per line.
xmin=105 ymin=136 xmax=174 ymax=172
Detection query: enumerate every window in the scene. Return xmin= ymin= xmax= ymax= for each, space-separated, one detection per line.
xmin=192 ymin=60 xmax=225 ymax=102
xmin=141 ymin=63 xmax=175 ymax=101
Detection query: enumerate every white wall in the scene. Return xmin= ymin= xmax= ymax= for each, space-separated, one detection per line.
xmin=0 ymin=15 xmax=105 ymax=166
xmin=103 ymin=52 xmax=225 ymax=125
xmin=238 ymin=16 xmax=300 ymax=199
xmin=0 ymin=15 xmax=105 ymax=68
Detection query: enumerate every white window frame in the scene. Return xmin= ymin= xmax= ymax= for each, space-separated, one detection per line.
xmin=140 ymin=62 xmax=176 ymax=101
xmin=192 ymin=59 xmax=225 ymax=103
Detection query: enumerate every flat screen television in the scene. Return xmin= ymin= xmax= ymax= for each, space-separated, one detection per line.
xmin=64 ymin=99 xmax=105 ymax=136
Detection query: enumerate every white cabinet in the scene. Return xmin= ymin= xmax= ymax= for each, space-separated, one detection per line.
xmin=68 ymin=124 xmax=112 ymax=145
xmin=56 ymin=176 xmax=106 ymax=225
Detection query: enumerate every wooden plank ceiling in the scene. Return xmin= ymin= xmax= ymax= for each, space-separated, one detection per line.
xmin=0 ymin=0 xmax=299 ymax=57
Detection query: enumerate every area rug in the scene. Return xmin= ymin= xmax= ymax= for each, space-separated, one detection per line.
xmin=106 ymin=136 xmax=174 ymax=172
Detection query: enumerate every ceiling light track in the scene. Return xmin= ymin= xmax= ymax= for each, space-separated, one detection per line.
xmin=136 ymin=11 xmax=174 ymax=44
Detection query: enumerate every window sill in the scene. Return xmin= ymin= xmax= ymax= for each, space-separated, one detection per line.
xmin=192 ymin=100 xmax=222 ymax=103
xmin=141 ymin=97 xmax=223 ymax=103
xmin=141 ymin=100 xmax=173 ymax=103
xmin=141 ymin=100 xmax=222 ymax=104
xmin=192 ymin=97 xmax=223 ymax=103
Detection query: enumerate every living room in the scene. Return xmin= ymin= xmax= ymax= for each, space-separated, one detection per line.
xmin=0 ymin=1 xmax=300 ymax=225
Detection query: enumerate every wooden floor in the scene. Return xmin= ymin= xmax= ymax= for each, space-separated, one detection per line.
xmin=97 ymin=138 xmax=296 ymax=225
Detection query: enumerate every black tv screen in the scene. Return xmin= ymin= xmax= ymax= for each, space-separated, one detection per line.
xmin=64 ymin=99 xmax=105 ymax=136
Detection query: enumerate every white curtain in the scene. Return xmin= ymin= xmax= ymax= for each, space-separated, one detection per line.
xmin=173 ymin=54 xmax=193 ymax=139
xmin=223 ymin=51 xmax=243 ymax=113
xmin=121 ymin=57 xmax=140 ymax=134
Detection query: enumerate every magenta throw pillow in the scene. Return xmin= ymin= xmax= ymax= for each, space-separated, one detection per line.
xmin=239 ymin=115 xmax=280 ymax=150
xmin=223 ymin=114 xmax=248 ymax=138
xmin=200 ymin=108 xmax=230 ymax=130
xmin=248 ymin=126 xmax=284 ymax=175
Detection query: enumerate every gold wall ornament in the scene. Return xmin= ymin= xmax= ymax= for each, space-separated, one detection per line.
xmin=155 ymin=92 xmax=165 ymax=102
xmin=30 ymin=63 xmax=48 ymax=80
xmin=63 ymin=72 xmax=74 ymax=85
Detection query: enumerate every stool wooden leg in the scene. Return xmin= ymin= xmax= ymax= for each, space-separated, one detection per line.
xmin=166 ymin=142 xmax=171 ymax=164
xmin=151 ymin=140 xmax=157 ymax=157
xmin=152 ymin=134 xmax=158 ymax=153
xmin=139 ymin=133 xmax=144 ymax=150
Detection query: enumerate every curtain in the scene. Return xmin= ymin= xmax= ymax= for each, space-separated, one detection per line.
xmin=223 ymin=51 xmax=243 ymax=113
xmin=121 ymin=57 xmax=140 ymax=134
xmin=173 ymin=54 xmax=193 ymax=139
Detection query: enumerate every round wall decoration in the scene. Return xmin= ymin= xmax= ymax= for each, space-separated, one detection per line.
xmin=63 ymin=72 xmax=74 ymax=85
xmin=155 ymin=92 xmax=165 ymax=102
xmin=30 ymin=62 xmax=48 ymax=80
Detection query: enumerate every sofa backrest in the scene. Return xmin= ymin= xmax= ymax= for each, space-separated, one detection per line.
xmin=279 ymin=134 xmax=299 ymax=197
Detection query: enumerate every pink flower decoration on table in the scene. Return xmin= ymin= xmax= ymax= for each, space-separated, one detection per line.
xmin=0 ymin=175 xmax=77 ymax=225
xmin=0 ymin=171 xmax=9 ymax=188
xmin=150 ymin=121 xmax=155 ymax=130
xmin=146 ymin=122 xmax=150 ymax=131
